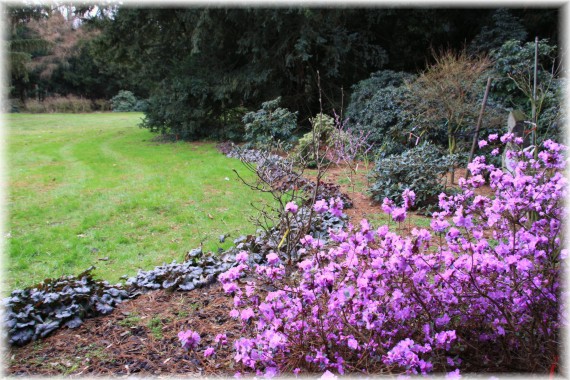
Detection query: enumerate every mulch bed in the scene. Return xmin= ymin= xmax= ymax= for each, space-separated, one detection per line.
xmin=7 ymin=283 xmax=241 ymax=376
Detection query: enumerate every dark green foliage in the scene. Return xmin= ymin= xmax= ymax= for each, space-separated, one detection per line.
xmin=218 ymin=107 xmax=248 ymax=141
xmin=368 ymin=144 xmax=454 ymax=209
xmin=7 ymin=9 xmax=51 ymax=101
xmin=492 ymin=39 xmax=557 ymax=101
xmin=345 ymin=70 xmax=415 ymax=148
xmin=491 ymin=39 xmax=563 ymax=142
xmin=468 ymin=9 xmax=527 ymax=54
xmin=7 ymin=5 xmax=559 ymax=125
xmin=7 ymin=7 xmax=126 ymax=103
xmin=110 ymin=90 xmax=138 ymax=112
xmin=48 ymin=39 xmax=122 ymax=100
xmin=4 ymin=267 xmax=128 ymax=346
xmin=97 ymin=8 xmax=390 ymax=139
xmin=134 ymin=99 xmax=149 ymax=112
xmin=243 ymin=98 xmax=298 ymax=150
xmin=293 ymin=113 xmax=337 ymax=164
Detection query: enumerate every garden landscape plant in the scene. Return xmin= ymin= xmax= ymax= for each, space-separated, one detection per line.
xmin=183 ymin=135 xmax=566 ymax=376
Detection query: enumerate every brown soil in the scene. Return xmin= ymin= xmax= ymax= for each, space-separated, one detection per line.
xmin=7 ymin=284 xmax=241 ymax=376
xmin=5 ymin=163 xmax=493 ymax=376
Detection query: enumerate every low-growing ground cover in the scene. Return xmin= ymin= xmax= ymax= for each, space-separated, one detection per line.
xmin=6 ymin=113 xmax=270 ymax=291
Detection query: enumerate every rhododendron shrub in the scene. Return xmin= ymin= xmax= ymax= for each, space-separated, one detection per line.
xmin=216 ymin=137 xmax=566 ymax=376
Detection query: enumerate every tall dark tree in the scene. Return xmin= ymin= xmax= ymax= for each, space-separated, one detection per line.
xmin=7 ymin=5 xmax=51 ymax=102
xmin=96 ymin=8 xmax=390 ymax=139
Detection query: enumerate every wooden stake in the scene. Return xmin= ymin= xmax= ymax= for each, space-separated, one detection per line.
xmin=465 ymin=77 xmax=493 ymax=180
xmin=532 ymin=36 xmax=539 ymax=159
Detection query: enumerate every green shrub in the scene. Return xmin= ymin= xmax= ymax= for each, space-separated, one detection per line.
xmin=242 ymin=97 xmax=297 ymax=150
xmin=110 ymin=90 xmax=138 ymax=112
xmin=468 ymin=9 xmax=527 ymax=55
xmin=345 ymin=70 xmax=415 ymax=148
xmin=133 ymin=99 xmax=148 ymax=112
xmin=218 ymin=106 xmax=248 ymax=142
xmin=368 ymin=143 xmax=454 ymax=209
xmin=292 ymin=113 xmax=337 ymax=165
xmin=141 ymin=79 xmax=207 ymax=140
xmin=491 ymin=39 xmax=563 ymax=143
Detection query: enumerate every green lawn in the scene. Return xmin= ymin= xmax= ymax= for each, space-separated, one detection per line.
xmin=5 ymin=113 xmax=270 ymax=291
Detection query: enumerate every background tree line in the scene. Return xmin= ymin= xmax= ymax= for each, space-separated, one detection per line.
xmin=7 ymin=6 xmax=560 ymax=138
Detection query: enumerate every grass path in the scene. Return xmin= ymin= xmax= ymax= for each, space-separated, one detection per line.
xmin=6 ymin=113 xmax=269 ymax=291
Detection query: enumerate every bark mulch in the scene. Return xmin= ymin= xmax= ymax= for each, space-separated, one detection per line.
xmin=6 ymin=283 xmax=241 ymax=377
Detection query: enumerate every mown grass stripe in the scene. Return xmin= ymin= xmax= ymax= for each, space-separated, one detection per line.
xmin=6 ymin=113 xmax=268 ymax=292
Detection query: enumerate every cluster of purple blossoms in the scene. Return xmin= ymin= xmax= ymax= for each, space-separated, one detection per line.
xmin=313 ymin=197 xmax=344 ymax=217
xmin=178 ymin=329 xmax=201 ymax=350
xmin=196 ymin=136 xmax=565 ymax=377
xmin=285 ymin=201 xmax=299 ymax=214
xmin=381 ymin=189 xmax=415 ymax=223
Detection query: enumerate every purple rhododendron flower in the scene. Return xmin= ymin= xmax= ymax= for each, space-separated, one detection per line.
xmin=204 ymin=347 xmax=215 ymax=357
xmin=235 ymin=251 xmax=249 ymax=263
xmin=347 ymin=338 xmax=358 ymax=350
xmin=264 ymin=367 xmax=278 ymax=378
xmin=516 ymin=258 xmax=533 ymax=271
xmin=447 ymin=227 xmax=461 ymax=239
xmin=391 ymin=207 xmax=407 ymax=222
xmin=446 ymin=369 xmax=461 ymax=379
xmin=478 ymin=140 xmax=488 ymax=148
xmin=431 ymin=219 xmax=450 ymax=232
xmin=215 ymin=333 xmax=228 ymax=345
xmin=320 ymin=370 xmax=338 ymax=380
xmin=402 ymin=188 xmax=416 ymax=209
xmin=240 ymin=307 xmax=255 ymax=321
xmin=216 ymin=136 xmax=565 ymax=377
xmin=382 ymin=198 xmax=395 ymax=214
xmin=314 ymin=199 xmax=329 ymax=213
xmin=178 ymin=329 xmax=200 ymax=350
xmin=500 ymin=132 xmax=514 ymax=143
xmin=285 ymin=201 xmax=298 ymax=214
xmin=436 ymin=314 xmax=451 ymax=327
xmin=453 ymin=214 xmax=473 ymax=229
xmin=266 ymin=252 xmax=280 ymax=265
xmin=223 ymin=282 xmax=238 ymax=293
xmin=329 ymin=197 xmax=344 ymax=217
xmin=300 ymin=235 xmax=314 ymax=246
xmin=434 ymin=330 xmax=456 ymax=350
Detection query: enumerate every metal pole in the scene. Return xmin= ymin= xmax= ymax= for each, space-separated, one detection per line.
xmin=465 ymin=77 xmax=493 ymax=180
